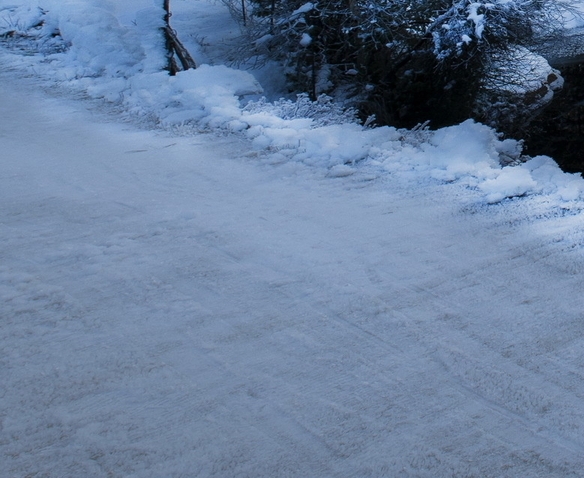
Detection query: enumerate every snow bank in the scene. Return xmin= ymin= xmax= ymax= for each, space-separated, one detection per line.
xmin=1 ymin=0 xmax=583 ymax=207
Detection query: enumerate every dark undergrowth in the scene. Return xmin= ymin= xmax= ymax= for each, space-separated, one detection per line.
xmin=524 ymin=62 xmax=584 ymax=174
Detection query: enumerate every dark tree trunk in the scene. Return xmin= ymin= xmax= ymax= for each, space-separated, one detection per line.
xmin=163 ymin=0 xmax=178 ymax=75
xmin=241 ymin=0 xmax=247 ymax=26
xmin=163 ymin=0 xmax=170 ymax=22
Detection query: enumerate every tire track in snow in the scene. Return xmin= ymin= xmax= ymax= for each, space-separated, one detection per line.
xmin=360 ymin=233 xmax=584 ymax=460
xmin=254 ymin=180 xmax=584 ymax=474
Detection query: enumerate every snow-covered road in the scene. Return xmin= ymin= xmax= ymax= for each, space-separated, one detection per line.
xmin=3 ymin=79 xmax=584 ymax=477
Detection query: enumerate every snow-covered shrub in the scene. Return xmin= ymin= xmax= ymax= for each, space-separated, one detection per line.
xmin=229 ymin=0 xmax=578 ymax=133
xmin=0 ymin=6 xmax=67 ymax=55
xmin=474 ymin=46 xmax=564 ymax=135
xmin=0 ymin=5 xmax=46 ymax=36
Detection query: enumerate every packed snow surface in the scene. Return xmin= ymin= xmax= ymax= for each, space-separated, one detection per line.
xmin=3 ymin=0 xmax=584 ymax=476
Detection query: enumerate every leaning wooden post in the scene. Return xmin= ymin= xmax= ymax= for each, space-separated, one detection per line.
xmin=162 ymin=0 xmax=196 ymax=74
xmin=165 ymin=27 xmax=197 ymax=71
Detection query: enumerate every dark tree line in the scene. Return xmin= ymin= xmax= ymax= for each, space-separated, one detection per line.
xmin=224 ymin=0 xmax=578 ymax=134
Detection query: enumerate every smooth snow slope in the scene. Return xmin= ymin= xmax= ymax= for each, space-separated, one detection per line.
xmin=3 ymin=80 xmax=584 ymax=477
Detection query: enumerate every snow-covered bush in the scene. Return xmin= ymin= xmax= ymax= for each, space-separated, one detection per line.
xmin=0 ymin=5 xmax=66 ymax=54
xmin=229 ymin=0 xmax=578 ymax=133
xmin=475 ymin=46 xmax=564 ymax=135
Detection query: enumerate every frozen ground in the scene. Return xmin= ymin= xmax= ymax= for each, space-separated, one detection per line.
xmin=3 ymin=74 xmax=584 ymax=477
xmin=3 ymin=1 xmax=584 ymax=477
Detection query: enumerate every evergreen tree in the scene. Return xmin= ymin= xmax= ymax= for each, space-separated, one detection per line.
xmin=228 ymin=0 xmax=578 ymax=132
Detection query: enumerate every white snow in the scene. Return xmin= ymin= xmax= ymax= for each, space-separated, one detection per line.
xmin=3 ymin=0 xmax=584 ymax=476
xmin=291 ymin=2 xmax=315 ymax=17
xmin=467 ymin=2 xmax=485 ymax=38
xmin=299 ymin=32 xmax=312 ymax=47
